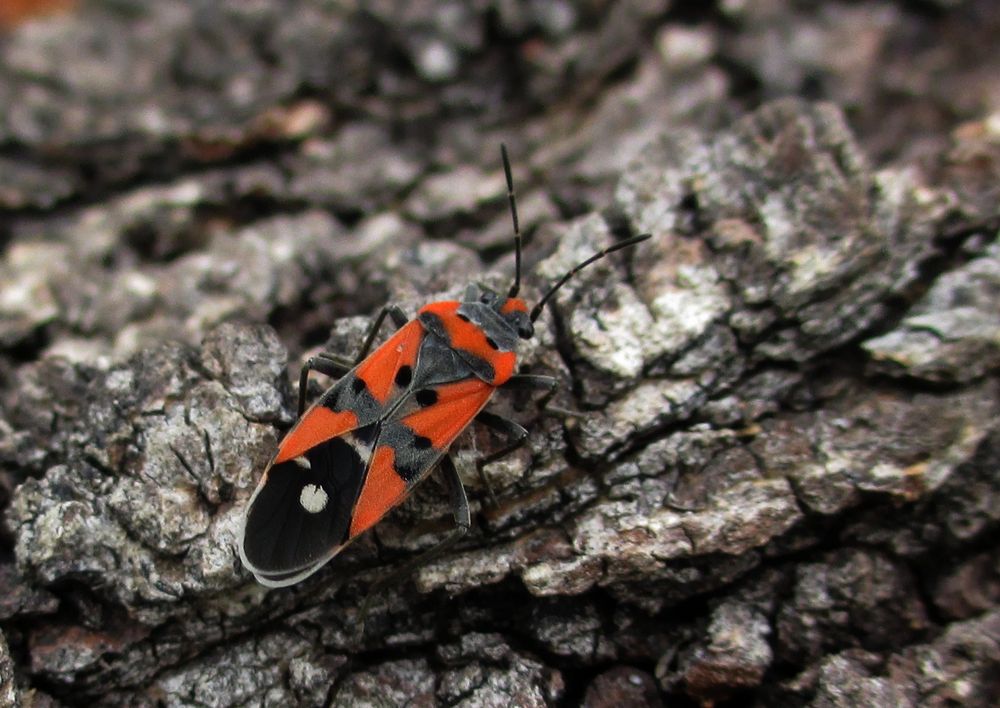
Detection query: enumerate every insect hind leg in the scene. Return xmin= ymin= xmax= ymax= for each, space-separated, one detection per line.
xmin=357 ymin=454 xmax=470 ymax=638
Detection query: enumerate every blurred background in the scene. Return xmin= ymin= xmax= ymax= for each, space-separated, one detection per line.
xmin=0 ymin=0 xmax=997 ymax=359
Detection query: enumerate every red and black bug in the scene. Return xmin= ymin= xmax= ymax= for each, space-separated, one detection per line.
xmin=238 ymin=146 xmax=650 ymax=588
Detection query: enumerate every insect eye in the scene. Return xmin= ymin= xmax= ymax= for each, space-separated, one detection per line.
xmin=518 ymin=322 xmax=534 ymax=339
xmin=480 ymin=294 xmax=491 ymax=304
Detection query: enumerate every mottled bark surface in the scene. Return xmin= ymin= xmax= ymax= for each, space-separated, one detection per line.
xmin=1 ymin=1 xmax=999 ymax=706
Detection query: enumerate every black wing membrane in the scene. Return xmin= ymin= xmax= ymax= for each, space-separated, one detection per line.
xmin=239 ymin=426 xmax=373 ymax=586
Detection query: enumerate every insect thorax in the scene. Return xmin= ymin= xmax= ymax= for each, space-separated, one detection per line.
xmin=461 ymin=284 xmax=533 ymax=340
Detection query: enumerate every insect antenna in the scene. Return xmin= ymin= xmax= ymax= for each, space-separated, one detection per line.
xmin=501 ymin=144 xmax=523 ymax=298
xmin=529 ymin=233 xmax=651 ymax=323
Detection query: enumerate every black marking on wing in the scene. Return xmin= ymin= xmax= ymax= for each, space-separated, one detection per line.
xmin=376 ymin=421 xmax=441 ymax=483
xmin=317 ymin=372 xmax=381 ymax=425
xmin=353 ymin=422 xmax=379 ymax=446
xmin=415 ymin=389 xmax=437 ymax=406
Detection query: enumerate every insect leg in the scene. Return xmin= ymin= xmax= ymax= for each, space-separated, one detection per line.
xmin=502 ymin=374 xmax=588 ymax=419
xmin=500 ymin=374 xmax=562 ymax=415
xmin=297 ymin=353 xmax=354 ymax=416
xmin=501 ymin=373 xmax=558 ymax=392
xmin=357 ymin=454 xmax=470 ymax=637
xmin=354 ymin=304 xmax=409 ymax=364
xmin=297 ymin=304 xmax=410 ymax=415
xmin=298 ymin=306 xmax=410 ymax=415
xmin=474 ymin=410 xmax=530 ymax=506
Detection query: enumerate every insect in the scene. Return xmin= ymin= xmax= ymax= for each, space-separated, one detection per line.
xmin=238 ymin=145 xmax=650 ymax=589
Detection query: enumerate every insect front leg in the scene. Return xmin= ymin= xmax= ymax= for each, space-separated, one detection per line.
xmin=354 ymin=304 xmax=409 ymax=364
xmin=297 ymin=353 xmax=354 ymax=416
xmin=357 ymin=454 xmax=471 ymax=637
xmin=297 ymin=305 xmax=410 ymax=416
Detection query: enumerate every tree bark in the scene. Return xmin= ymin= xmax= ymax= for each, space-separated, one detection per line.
xmin=1 ymin=1 xmax=999 ymax=706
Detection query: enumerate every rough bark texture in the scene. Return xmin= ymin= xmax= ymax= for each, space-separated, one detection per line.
xmin=1 ymin=1 xmax=999 ymax=706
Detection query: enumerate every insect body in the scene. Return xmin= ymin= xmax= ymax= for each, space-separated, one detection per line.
xmin=239 ymin=146 xmax=650 ymax=587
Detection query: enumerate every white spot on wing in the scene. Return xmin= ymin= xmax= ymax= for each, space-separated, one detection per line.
xmin=293 ymin=455 xmax=311 ymax=469
xmin=299 ymin=484 xmax=328 ymax=513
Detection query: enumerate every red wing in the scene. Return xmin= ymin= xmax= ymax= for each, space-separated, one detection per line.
xmin=274 ymin=407 xmax=358 ymax=464
xmin=348 ymin=445 xmax=407 ymax=538
xmin=399 ymin=379 xmax=496 ymax=449
xmin=347 ymin=378 xmax=495 ymax=539
xmin=353 ymin=319 xmax=423 ymax=404
xmin=273 ymin=320 xmax=424 ymax=464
